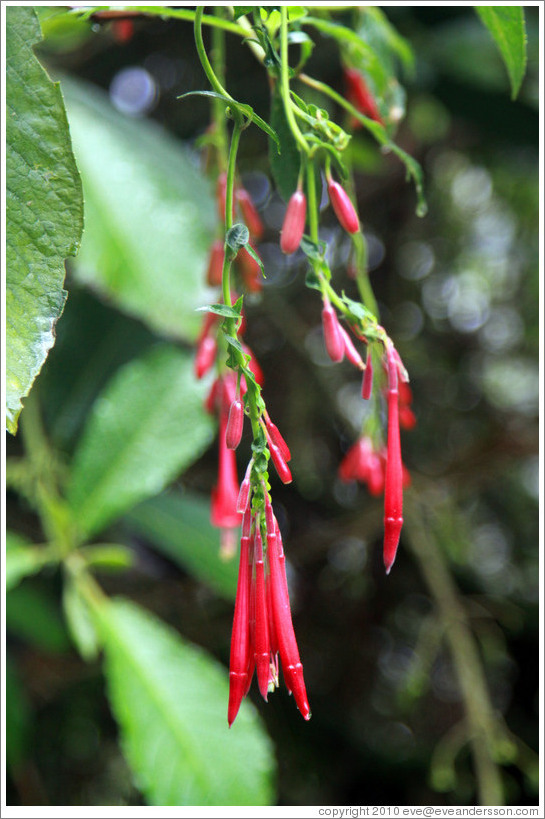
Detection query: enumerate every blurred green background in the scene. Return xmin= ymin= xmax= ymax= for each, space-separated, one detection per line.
xmin=5 ymin=5 xmax=539 ymax=807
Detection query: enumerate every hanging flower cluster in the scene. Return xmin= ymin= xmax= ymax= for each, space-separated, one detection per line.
xmin=189 ymin=6 xmax=421 ymax=725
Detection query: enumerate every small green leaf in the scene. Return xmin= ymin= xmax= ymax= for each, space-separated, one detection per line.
xmin=242 ymin=243 xmax=266 ymax=278
xmin=62 ymin=77 xmax=214 ymax=342
xmin=98 ymin=599 xmax=276 ymax=806
xmin=198 ymin=303 xmax=242 ymax=319
xmin=269 ymin=86 xmax=301 ymax=202
xmin=6 ymin=7 xmax=83 ymax=433
xmin=63 ymin=577 xmax=101 ymax=661
xmin=67 ymin=345 xmax=215 ymax=539
xmin=226 ymin=222 xmax=250 ymax=251
xmin=125 ymin=490 xmax=238 ymax=599
xmin=476 ymin=6 xmax=527 ymax=99
xmin=81 ymin=544 xmax=134 ymax=571
xmin=300 ymin=236 xmax=326 ymax=262
xmin=5 ymin=532 xmax=53 ymax=591
xmin=180 ymin=91 xmax=280 ymax=148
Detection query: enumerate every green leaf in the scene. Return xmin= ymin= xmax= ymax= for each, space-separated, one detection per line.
xmin=197 ymin=303 xmax=242 ymax=320
xmin=63 ymin=577 xmax=101 ymax=662
xmin=233 ymin=7 xmax=254 ymax=21
xmin=226 ymin=222 xmax=250 ymax=251
xmin=61 ymin=76 xmax=215 ymax=343
xmin=6 ymin=7 xmax=83 ymax=434
xmin=179 ymin=91 xmax=280 ymax=149
xmin=475 ymin=6 xmax=527 ymax=99
xmin=98 ymin=599 xmax=276 ymax=806
xmin=5 ymin=656 xmax=32 ymax=772
xmin=125 ymin=490 xmax=238 ymax=600
xmin=269 ymin=86 xmax=301 ymax=202
xmin=7 ymin=584 xmax=71 ymax=654
xmin=67 ymin=345 xmax=215 ymax=539
xmin=5 ymin=531 xmax=53 ymax=591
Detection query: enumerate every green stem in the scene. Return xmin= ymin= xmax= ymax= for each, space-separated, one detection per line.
xmin=306 ymin=159 xmax=319 ymax=244
xmin=280 ymin=7 xmax=309 ymax=155
xmin=194 ymin=7 xmax=233 ymax=100
xmin=222 ymin=120 xmax=243 ymax=308
xmin=211 ymin=16 xmax=228 ymax=169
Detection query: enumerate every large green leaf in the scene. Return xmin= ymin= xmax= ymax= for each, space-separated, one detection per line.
xmin=125 ymin=490 xmax=238 ymax=600
xmin=269 ymin=86 xmax=301 ymax=203
xmin=61 ymin=76 xmax=216 ymax=342
xmin=98 ymin=599 xmax=275 ymax=806
xmin=475 ymin=6 xmax=527 ymax=99
xmin=6 ymin=7 xmax=83 ymax=434
xmin=67 ymin=345 xmax=214 ymax=538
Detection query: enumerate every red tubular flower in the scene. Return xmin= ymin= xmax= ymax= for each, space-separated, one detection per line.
xmin=280 ymin=190 xmax=307 ymax=254
xmin=211 ymin=414 xmax=242 ymax=535
xmin=228 ymin=532 xmax=252 ymax=727
xmin=322 ymin=299 xmax=345 ymax=363
xmin=253 ymin=528 xmax=271 ymax=700
xmin=194 ymin=336 xmax=217 ymax=380
xmin=236 ymin=188 xmax=264 ymax=241
xmin=206 ymin=240 xmax=224 ymax=287
xmin=383 ymin=348 xmax=404 ymax=574
xmin=340 ymin=326 xmax=364 ymax=369
xmin=226 ymin=398 xmax=244 ymax=450
xmin=327 ymin=179 xmax=360 ymax=234
xmin=361 ymin=348 xmax=374 ymax=399
xmin=266 ymin=525 xmax=311 ymax=720
xmin=344 ymin=67 xmax=384 ymax=126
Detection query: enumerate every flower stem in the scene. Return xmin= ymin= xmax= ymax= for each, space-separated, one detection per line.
xmin=280 ymin=7 xmax=309 ymax=156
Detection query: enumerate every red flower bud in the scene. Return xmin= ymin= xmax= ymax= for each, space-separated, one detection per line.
xmin=361 ymin=349 xmax=374 ymax=399
xmin=206 ymin=240 xmax=224 ymax=287
xmin=280 ymin=190 xmax=307 ymax=254
xmin=322 ymin=300 xmax=345 ymax=363
xmin=340 ymin=326 xmax=364 ymax=369
xmin=194 ymin=335 xmax=217 ymax=380
xmin=236 ymin=188 xmax=264 ymax=240
xmin=344 ymin=67 xmax=384 ymax=126
xmin=327 ymin=180 xmax=360 ymax=234
xmin=226 ymin=398 xmax=244 ymax=450
xmin=264 ymin=413 xmax=291 ymax=462
xmin=268 ymin=439 xmax=292 ymax=484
